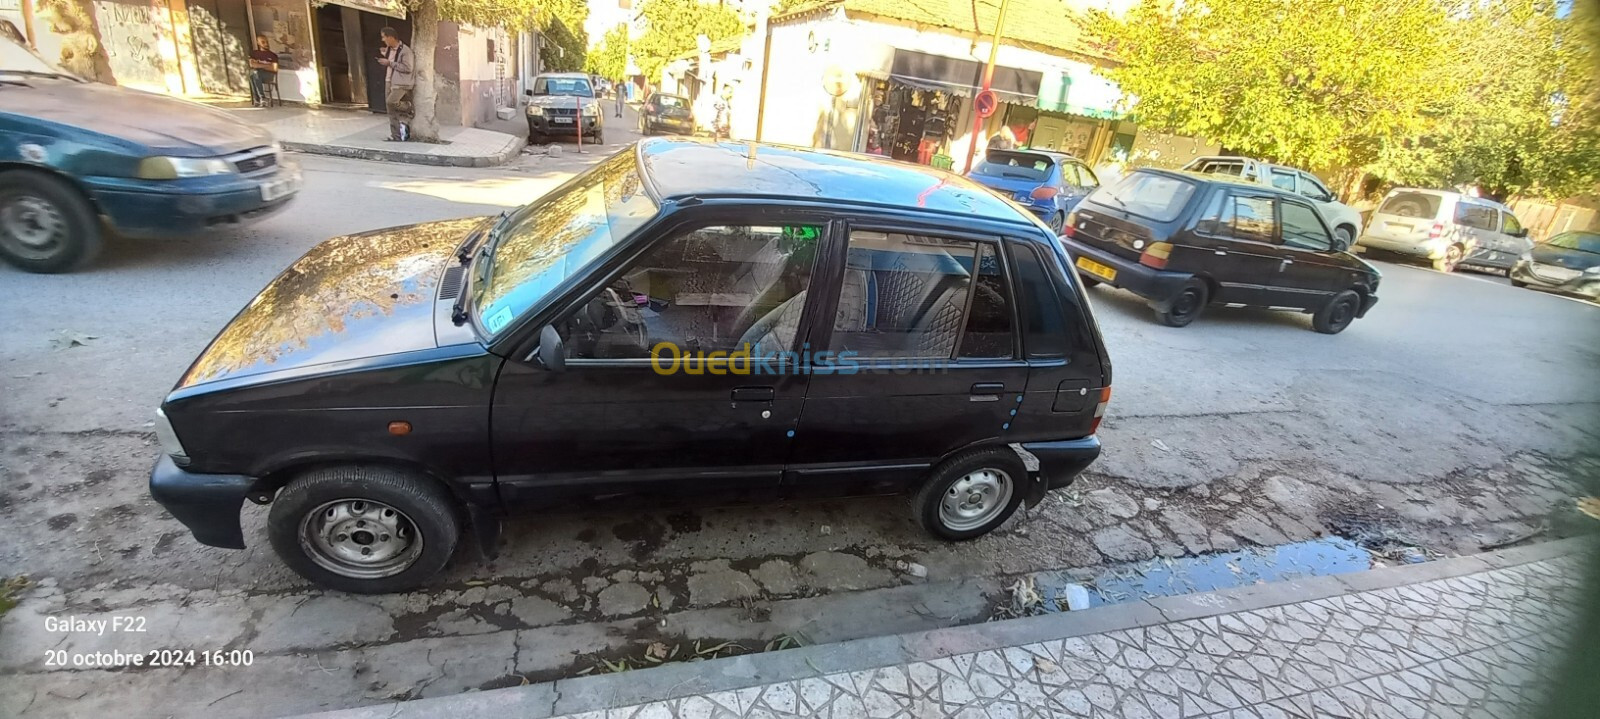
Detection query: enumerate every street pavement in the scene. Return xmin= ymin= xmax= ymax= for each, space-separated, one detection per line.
xmin=0 ymin=107 xmax=1597 ymax=717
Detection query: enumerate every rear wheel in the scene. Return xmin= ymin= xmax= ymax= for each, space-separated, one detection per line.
xmin=1048 ymin=212 xmax=1065 ymax=235
xmin=1335 ymin=226 xmax=1355 ymax=251
xmin=1154 ymin=279 xmax=1209 ymax=328
xmin=267 ymin=466 xmax=460 ymax=594
xmin=1312 ymin=290 xmax=1361 ymax=334
xmin=912 ymin=449 xmax=1027 ymax=541
xmin=1433 ymin=244 xmax=1463 ymax=273
xmin=0 ymin=170 xmax=102 ymax=273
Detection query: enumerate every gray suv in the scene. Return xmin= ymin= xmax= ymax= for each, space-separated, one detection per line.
xmin=525 ymin=72 xmax=604 ymax=144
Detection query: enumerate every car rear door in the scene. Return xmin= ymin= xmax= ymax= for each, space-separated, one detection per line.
xmin=1263 ymin=198 xmax=1344 ymax=309
xmin=786 ymin=222 xmax=1030 ymax=494
xmin=1183 ymin=186 xmax=1284 ymax=306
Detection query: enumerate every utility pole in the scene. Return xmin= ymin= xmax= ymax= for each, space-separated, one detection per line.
xmin=961 ymin=0 xmax=1011 ymax=175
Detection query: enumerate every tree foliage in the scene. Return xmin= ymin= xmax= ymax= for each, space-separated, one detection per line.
xmin=539 ymin=0 xmax=589 ymax=73
xmin=1087 ymin=0 xmax=1599 ymax=199
xmin=586 ymin=24 xmax=631 ymax=80
xmin=633 ymin=0 xmax=746 ymax=83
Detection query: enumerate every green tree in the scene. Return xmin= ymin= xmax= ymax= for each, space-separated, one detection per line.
xmin=540 ymin=0 xmax=589 ymax=73
xmin=404 ymin=0 xmax=588 ymax=142
xmin=632 ymin=0 xmax=745 ymax=84
xmin=586 ymin=23 xmax=631 ymax=80
xmin=1086 ymin=0 xmax=1455 ymax=184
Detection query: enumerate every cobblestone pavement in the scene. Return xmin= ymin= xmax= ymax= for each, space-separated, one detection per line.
xmin=543 ymin=554 xmax=1581 ymax=719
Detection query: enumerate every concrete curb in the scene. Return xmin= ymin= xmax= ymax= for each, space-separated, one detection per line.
xmin=281 ymin=137 xmax=524 ymax=168
xmin=293 ymin=536 xmax=1595 ymax=719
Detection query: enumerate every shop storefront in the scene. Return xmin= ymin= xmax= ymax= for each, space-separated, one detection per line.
xmin=857 ymin=49 xmax=1039 ymax=169
xmin=247 ymin=0 xmax=406 ymax=108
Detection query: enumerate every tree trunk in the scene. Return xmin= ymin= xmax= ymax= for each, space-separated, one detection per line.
xmin=409 ymin=0 xmax=441 ymax=142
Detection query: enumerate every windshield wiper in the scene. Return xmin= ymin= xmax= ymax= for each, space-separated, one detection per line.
xmin=452 ymin=211 xmax=515 ymax=326
xmin=457 ymin=211 xmax=507 ymax=264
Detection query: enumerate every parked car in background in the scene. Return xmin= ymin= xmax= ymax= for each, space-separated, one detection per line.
xmin=149 ymin=139 xmax=1113 ymax=593
xmin=639 ymin=92 xmax=694 ymax=135
xmin=0 ymin=36 xmax=300 ymax=273
xmin=1510 ymin=230 xmax=1600 ymax=300
xmin=525 ymin=72 xmax=603 ymax=144
xmin=1181 ymin=156 xmax=1362 ymax=249
xmin=1063 ymin=168 xmax=1380 ymax=333
xmin=1356 ymin=188 xmax=1531 ymax=273
xmin=967 ymin=149 xmax=1099 ymax=234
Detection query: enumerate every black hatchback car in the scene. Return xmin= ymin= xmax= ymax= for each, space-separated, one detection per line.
xmin=149 ymin=139 xmax=1113 ymax=593
xmin=1063 ymin=169 xmax=1381 ymax=333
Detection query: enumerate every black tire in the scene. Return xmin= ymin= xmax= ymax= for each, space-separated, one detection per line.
xmin=1335 ymin=226 xmax=1355 ymax=252
xmin=911 ymin=448 xmax=1028 ymax=541
xmin=267 ymin=465 xmax=461 ymax=594
xmin=1154 ymin=278 xmax=1209 ymax=328
xmin=1048 ymin=212 xmax=1065 ymax=235
xmin=1080 ymin=275 xmax=1101 ymax=288
xmin=1433 ymin=244 xmax=1463 ymax=273
xmin=591 ymin=131 xmax=604 ymax=145
xmin=1313 ymin=289 xmax=1361 ymax=334
xmin=0 ymin=170 xmax=103 ymax=273
xmin=1510 ymin=277 xmax=1527 ymax=288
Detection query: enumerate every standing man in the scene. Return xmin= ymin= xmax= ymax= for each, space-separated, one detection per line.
xmin=376 ymin=27 xmax=415 ymax=141
xmin=247 ymin=35 xmax=279 ymax=107
xmin=614 ymin=77 xmax=624 ymax=118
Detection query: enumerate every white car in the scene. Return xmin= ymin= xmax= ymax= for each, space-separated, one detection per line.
xmin=1356 ymin=188 xmax=1532 ymax=273
xmin=1181 ymin=156 xmax=1363 ymax=250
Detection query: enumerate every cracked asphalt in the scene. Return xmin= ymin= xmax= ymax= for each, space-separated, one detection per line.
xmin=1 ymin=130 xmax=1597 ymax=717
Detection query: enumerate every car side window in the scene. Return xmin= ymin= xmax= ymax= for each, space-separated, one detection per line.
xmin=1299 ymin=173 xmax=1334 ymax=202
xmin=559 ymin=224 xmax=819 ymax=360
xmin=1008 ymin=242 xmax=1069 ymax=358
xmin=1268 ymin=169 xmax=1297 ymax=192
xmin=1455 ymin=203 xmax=1499 ymax=231
xmin=1280 ymin=201 xmax=1333 ymax=252
xmin=833 ymin=231 xmax=1009 ymax=360
xmin=1075 ymin=163 xmax=1099 ymax=189
xmin=1500 ymin=211 xmax=1524 ymax=236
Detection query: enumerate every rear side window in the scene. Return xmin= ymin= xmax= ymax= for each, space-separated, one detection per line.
xmin=1195 ymin=191 xmax=1276 ymax=244
xmin=1378 ymin=192 xmax=1444 ymax=219
xmin=832 ymin=231 xmax=1012 ymax=360
xmin=1007 ymin=241 xmax=1069 ymax=358
xmin=958 ymin=244 xmax=1014 ymax=359
xmin=1196 ymin=160 xmax=1246 ymax=176
xmin=1087 ymin=172 xmax=1196 ymax=222
xmin=1455 ymin=203 xmax=1498 ymax=231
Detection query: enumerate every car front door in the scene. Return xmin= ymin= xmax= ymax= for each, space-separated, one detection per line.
xmin=785 ymin=224 xmax=1030 ymax=493
xmin=1491 ymin=210 xmax=1533 ymax=265
xmin=490 ymin=220 xmax=828 ymax=500
xmin=1184 ymin=187 xmax=1284 ymax=306
xmin=1453 ymin=200 xmax=1500 ymax=261
xmin=1263 ymin=199 xmax=1344 ymax=309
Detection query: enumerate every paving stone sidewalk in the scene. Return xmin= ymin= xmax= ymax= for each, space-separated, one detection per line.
xmin=309 ymin=539 xmax=1591 ymax=719
xmin=224 ymin=106 xmax=524 ymax=167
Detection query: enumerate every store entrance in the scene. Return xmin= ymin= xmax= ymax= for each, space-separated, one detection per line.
xmin=864 ymin=80 xmax=963 ymax=168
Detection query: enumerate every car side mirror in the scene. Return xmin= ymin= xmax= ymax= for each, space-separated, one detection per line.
xmin=535 ymin=324 xmax=566 ymax=372
xmin=524 ymin=89 xmax=533 ymax=98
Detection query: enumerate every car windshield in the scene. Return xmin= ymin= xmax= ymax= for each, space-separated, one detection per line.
xmin=1086 ymin=171 xmax=1196 ymax=222
xmin=534 ymin=76 xmax=594 ymax=97
xmin=655 ymin=95 xmax=687 ymax=108
xmin=973 ymin=151 xmax=1055 ymax=181
xmin=1544 ymin=231 xmax=1600 ymax=254
xmin=475 ymin=150 xmax=659 ymax=336
xmin=1377 ymin=191 xmax=1444 ymax=219
xmin=0 ymin=36 xmax=77 ymax=79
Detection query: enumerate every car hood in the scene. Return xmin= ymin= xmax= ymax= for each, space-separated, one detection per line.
xmin=177 ymin=217 xmax=488 ymax=390
xmin=528 ymin=94 xmax=598 ymax=110
xmin=0 ymin=78 xmax=273 ymax=156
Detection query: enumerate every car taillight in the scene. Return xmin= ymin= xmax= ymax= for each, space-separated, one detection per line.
xmin=1090 ymin=386 xmax=1111 ymax=434
xmin=1062 ymin=211 xmax=1077 ymax=237
xmin=1139 ymin=242 xmax=1172 ymax=269
xmin=1031 ymin=186 xmax=1060 ymax=201
xmin=1429 ymin=222 xmax=1443 ymax=240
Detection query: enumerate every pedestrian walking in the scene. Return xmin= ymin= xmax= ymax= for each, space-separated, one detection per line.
xmin=376 ymin=27 xmax=415 ymax=141
xmin=614 ymin=78 xmax=624 ymax=118
xmin=712 ymin=86 xmax=733 ymax=141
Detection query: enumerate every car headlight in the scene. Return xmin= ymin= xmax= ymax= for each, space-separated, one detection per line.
xmin=527 ymin=105 xmax=544 ymax=117
xmin=137 ymin=156 xmax=233 ymax=179
xmin=582 ymin=103 xmax=600 ymax=117
xmin=153 ymin=408 xmax=188 ymax=462
xmin=1583 ymin=265 xmax=1600 ymax=276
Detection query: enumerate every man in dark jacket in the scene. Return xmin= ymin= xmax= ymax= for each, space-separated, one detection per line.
xmin=377 ymin=27 xmax=415 ymax=141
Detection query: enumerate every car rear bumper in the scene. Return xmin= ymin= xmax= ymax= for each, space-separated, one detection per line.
xmin=1017 ymin=436 xmax=1101 ymax=506
xmin=149 ymin=455 xmax=253 ymax=550
xmin=1063 ymin=237 xmax=1192 ymax=305
xmin=646 ymin=117 xmax=694 ymax=133
xmin=1356 ymin=235 xmax=1447 ymax=259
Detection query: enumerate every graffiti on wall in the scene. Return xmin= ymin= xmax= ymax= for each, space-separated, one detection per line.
xmin=92 ymin=0 xmax=180 ymax=90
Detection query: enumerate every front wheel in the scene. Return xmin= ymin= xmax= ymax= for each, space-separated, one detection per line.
xmin=0 ymin=170 xmax=103 ymax=273
xmin=1313 ymin=290 xmax=1361 ymax=334
xmin=1154 ymin=278 xmax=1209 ymax=328
xmin=1433 ymin=244 xmax=1463 ymax=273
xmin=912 ymin=449 xmax=1027 ymax=541
xmin=267 ymin=466 xmax=461 ymax=594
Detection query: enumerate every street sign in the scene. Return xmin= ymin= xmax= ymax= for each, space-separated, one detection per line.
xmin=974 ymin=89 xmax=998 ymax=119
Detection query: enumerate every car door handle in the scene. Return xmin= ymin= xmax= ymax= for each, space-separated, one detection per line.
xmin=731 ymin=387 xmax=775 ymax=402
xmin=970 ymin=383 xmax=1005 ymax=402
xmin=1280 ymin=257 xmax=1294 ymax=264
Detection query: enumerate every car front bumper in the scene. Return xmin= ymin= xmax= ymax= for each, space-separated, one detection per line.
xmin=528 ymin=115 xmax=601 ymax=135
xmin=85 ymin=163 xmax=301 ymax=238
xmin=1511 ymin=260 xmax=1600 ymax=298
xmin=149 ymin=455 xmax=254 ymax=549
xmin=1062 ymin=237 xmax=1193 ymax=307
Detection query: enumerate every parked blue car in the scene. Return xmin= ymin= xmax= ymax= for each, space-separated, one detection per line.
xmin=0 ymin=37 xmax=300 ymax=273
xmin=966 ymin=149 xmax=1099 ymax=234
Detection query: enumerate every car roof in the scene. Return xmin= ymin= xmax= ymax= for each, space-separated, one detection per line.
xmin=538 ymin=72 xmax=590 ymax=79
xmin=636 ymin=138 xmax=1037 ymax=226
xmin=1382 ymin=187 xmax=1509 ymax=209
xmin=1131 ymin=166 xmax=1311 ymax=199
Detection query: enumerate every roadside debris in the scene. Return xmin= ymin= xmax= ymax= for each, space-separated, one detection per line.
xmin=896 ymin=560 xmax=928 ymax=578
xmin=49 ymin=331 xmax=96 ymax=350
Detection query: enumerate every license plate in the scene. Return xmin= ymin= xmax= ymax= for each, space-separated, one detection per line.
xmin=553 ymin=117 xmax=574 ymax=124
xmin=1076 ymin=256 xmax=1117 ymax=282
xmin=259 ymin=174 xmax=298 ymax=202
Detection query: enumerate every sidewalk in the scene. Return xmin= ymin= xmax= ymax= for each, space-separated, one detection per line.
xmin=305 ymin=538 xmax=1591 ymax=719
xmin=225 ymin=105 xmax=525 ymax=167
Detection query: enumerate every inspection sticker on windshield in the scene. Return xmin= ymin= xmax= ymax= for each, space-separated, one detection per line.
xmin=484 ymin=306 xmax=514 ymax=333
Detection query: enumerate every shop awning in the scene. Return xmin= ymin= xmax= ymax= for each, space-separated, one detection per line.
xmin=886 ymin=49 xmax=1041 ymax=105
xmin=320 ymin=0 xmax=407 ymax=20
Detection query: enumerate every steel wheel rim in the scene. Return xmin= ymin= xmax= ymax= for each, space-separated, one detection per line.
xmin=0 ymin=194 xmax=66 ymax=260
xmin=1173 ymin=289 xmax=1202 ymax=319
xmin=299 ymin=499 xmax=423 ymax=579
xmin=939 ymin=468 xmax=1013 ymax=532
xmin=1330 ymin=298 xmax=1355 ymax=329
xmin=1445 ymin=246 xmax=1463 ymax=267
